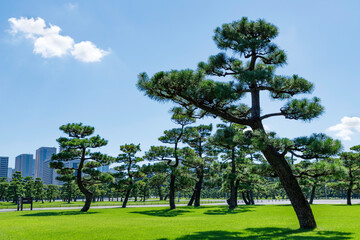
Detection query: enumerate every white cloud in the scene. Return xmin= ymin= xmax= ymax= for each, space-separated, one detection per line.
xmin=327 ymin=116 xmax=360 ymax=141
xmin=8 ymin=17 xmax=108 ymax=62
xmin=34 ymin=34 xmax=74 ymax=58
xmin=71 ymin=41 xmax=109 ymax=62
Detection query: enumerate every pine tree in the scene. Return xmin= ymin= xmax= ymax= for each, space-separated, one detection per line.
xmin=114 ymin=143 xmax=143 ymax=208
xmin=45 ymin=184 xmax=59 ymax=203
xmin=329 ymin=145 xmax=360 ymax=205
xmin=182 ymin=124 xmax=214 ymax=207
xmin=8 ymin=171 xmax=24 ymax=203
xmin=138 ymin=18 xmax=325 ymax=228
xmin=50 ymin=123 xmax=114 ymax=212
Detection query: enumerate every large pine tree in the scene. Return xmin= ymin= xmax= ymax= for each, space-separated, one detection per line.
xmin=137 ymin=17 xmax=323 ymax=228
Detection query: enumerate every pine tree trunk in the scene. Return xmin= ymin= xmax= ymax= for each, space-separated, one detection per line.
xmin=122 ymin=189 xmax=131 ymax=208
xmin=309 ymin=185 xmax=316 ymax=204
xmin=228 ymin=149 xmax=237 ymax=209
xmin=260 ymin=144 xmax=316 ymax=229
xmin=234 ymin=180 xmax=240 ymax=207
xmin=187 ymin=190 xmax=195 ymax=206
xmin=249 ymin=190 xmax=255 ymax=205
xmin=81 ymin=193 xmax=93 ymax=212
xmin=77 ymin=152 xmax=94 ymax=212
xmin=169 ymin=172 xmax=176 ymax=210
xmin=242 ymin=192 xmax=250 ymax=205
xmin=347 ymin=187 xmax=352 ymax=205
xmin=194 ymin=173 xmax=204 ymax=207
xmin=157 ymin=185 xmax=163 ymax=200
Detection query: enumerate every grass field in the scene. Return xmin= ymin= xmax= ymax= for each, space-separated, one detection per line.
xmin=0 ymin=204 xmax=359 ymax=239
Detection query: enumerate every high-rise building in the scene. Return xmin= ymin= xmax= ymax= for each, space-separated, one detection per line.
xmin=7 ymin=168 xmax=14 ymax=181
xmin=35 ymin=147 xmax=56 ymax=179
xmin=15 ymin=154 xmax=34 ymax=177
xmin=0 ymin=157 xmax=9 ymax=178
xmin=42 ymin=159 xmax=55 ymax=184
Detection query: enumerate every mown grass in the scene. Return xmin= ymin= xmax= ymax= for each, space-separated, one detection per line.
xmin=0 ymin=204 xmax=358 ymax=239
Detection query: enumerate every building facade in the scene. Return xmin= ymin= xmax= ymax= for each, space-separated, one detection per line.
xmin=15 ymin=154 xmax=34 ymax=177
xmin=35 ymin=147 xmax=56 ymax=180
xmin=0 ymin=157 xmax=9 ymax=178
xmin=42 ymin=159 xmax=55 ymax=184
xmin=7 ymin=168 xmax=14 ymax=181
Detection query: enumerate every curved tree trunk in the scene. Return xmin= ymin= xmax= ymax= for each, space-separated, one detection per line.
xmin=188 ymin=191 xmax=195 ymax=206
xmin=81 ymin=193 xmax=93 ymax=212
xmin=77 ymin=151 xmax=94 ymax=212
xmin=122 ymin=189 xmax=131 ymax=208
xmin=242 ymin=192 xmax=250 ymax=205
xmin=261 ymin=144 xmax=316 ymax=229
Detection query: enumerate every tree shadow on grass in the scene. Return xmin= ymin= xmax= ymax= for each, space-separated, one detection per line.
xmin=204 ymin=206 xmax=254 ymax=215
xmin=130 ymin=209 xmax=191 ymax=217
xmin=21 ymin=211 xmax=98 ymax=217
xmin=163 ymin=228 xmax=352 ymax=240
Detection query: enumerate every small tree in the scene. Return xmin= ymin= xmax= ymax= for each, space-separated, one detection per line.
xmin=51 ymin=123 xmax=114 ymax=212
xmin=330 ymin=146 xmax=360 ymax=205
xmin=8 ymin=171 xmax=24 ymax=203
xmin=147 ymin=163 xmax=168 ymax=200
xmin=45 ymin=184 xmax=59 ymax=203
xmin=290 ymin=133 xmax=342 ymax=204
xmin=114 ymin=144 xmax=143 ymax=208
xmin=33 ymin=178 xmax=44 ymax=203
xmin=144 ymin=108 xmax=195 ymax=209
xmin=0 ymin=177 xmax=9 ymax=202
xmin=182 ymin=124 xmax=214 ymax=207
xmin=24 ymin=176 xmax=34 ymax=198
xmin=210 ymin=123 xmax=251 ymax=209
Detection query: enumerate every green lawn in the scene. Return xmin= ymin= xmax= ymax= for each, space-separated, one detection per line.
xmin=0 ymin=199 xmax=224 ymax=209
xmin=0 ymin=204 xmax=358 ymax=239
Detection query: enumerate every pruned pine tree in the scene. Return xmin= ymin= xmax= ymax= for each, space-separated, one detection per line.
xmin=0 ymin=177 xmax=9 ymax=202
xmin=33 ymin=178 xmax=45 ymax=203
xmin=50 ymin=123 xmax=114 ymax=212
xmin=56 ymin=168 xmax=76 ymax=203
xmin=45 ymin=184 xmax=59 ymax=203
xmin=146 ymin=163 xmax=168 ymax=200
xmin=137 ymin=17 xmax=324 ymax=228
xmin=329 ymin=145 xmax=360 ymax=205
xmin=289 ymin=133 xmax=342 ymax=204
xmin=144 ymin=108 xmax=195 ymax=209
xmin=24 ymin=176 xmax=34 ymax=198
xmin=8 ymin=171 xmax=24 ymax=203
xmin=114 ymin=143 xmax=143 ymax=208
xmin=210 ymin=123 xmax=252 ymax=209
xmin=182 ymin=124 xmax=214 ymax=207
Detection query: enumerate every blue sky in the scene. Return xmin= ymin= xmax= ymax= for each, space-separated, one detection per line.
xmin=1 ymin=0 xmax=360 ymax=168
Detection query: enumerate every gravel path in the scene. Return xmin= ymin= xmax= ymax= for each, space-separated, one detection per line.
xmin=1 ymin=199 xmax=358 ymax=213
